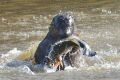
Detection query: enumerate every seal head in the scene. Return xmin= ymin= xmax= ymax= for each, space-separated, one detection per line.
xmin=50 ymin=13 xmax=75 ymax=38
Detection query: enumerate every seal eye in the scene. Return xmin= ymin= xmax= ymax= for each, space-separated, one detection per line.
xmin=61 ymin=18 xmax=69 ymax=24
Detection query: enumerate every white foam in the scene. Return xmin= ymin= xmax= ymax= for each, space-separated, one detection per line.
xmin=94 ymin=62 xmax=120 ymax=70
xmin=20 ymin=65 xmax=35 ymax=75
xmin=1 ymin=48 xmax=21 ymax=59
xmin=45 ymin=68 xmax=56 ymax=73
xmin=94 ymin=55 xmax=106 ymax=64
xmin=65 ymin=66 xmax=74 ymax=70
xmin=45 ymin=66 xmax=75 ymax=73
xmin=0 ymin=46 xmax=120 ymax=74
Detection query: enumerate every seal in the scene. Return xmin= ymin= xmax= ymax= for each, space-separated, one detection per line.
xmin=34 ymin=12 xmax=96 ymax=69
xmin=34 ymin=12 xmax=77 ymax=65
xmin=45 ymin=35 xmax=96 ymax=70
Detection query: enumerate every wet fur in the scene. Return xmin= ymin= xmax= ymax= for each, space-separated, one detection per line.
xmin=34 ymin=12 xmax=96 ymax=70
xmin=34 ymin=13 xmax=76 ymax=65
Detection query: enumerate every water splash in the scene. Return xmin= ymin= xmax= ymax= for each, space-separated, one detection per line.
xmin=0 ymin=42 xmax=120 ymax=75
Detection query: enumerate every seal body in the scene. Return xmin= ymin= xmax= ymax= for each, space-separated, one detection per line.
xmin=34 ymin=12 xmax=96 ymax=69
xmin=45 ymin=36 xmax=96 ymax=70
xmin=34 ymin=13 xmax=76 ymax=65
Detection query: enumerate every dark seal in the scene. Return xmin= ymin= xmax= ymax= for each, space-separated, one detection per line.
xmin=46 ymin=36 xmax=96 ymax=70
xmin=34 ymin=12 xmax=96 ymax=68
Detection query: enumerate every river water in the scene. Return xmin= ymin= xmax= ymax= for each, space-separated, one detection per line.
xmin=0 ymin=0 xmax=120 ymax=80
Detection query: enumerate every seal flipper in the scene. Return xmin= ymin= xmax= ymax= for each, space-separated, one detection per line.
xmin=78 ymin=40 xmax=96 ymax=57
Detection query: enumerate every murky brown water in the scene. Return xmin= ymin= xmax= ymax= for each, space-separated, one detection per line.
xmin=0 ymin=0 xmax=120 ymax=80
